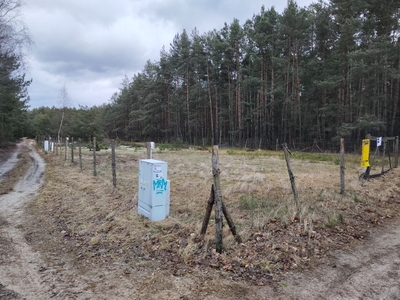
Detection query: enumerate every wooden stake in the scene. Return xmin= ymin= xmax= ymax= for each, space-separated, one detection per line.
xmin=221 ymin=198 xmax=242 ymax=243
xmin=382 ymin=139 xmax=387 ymax=174
xmin=200 ymin=185 xmax=215 ymax=235
xmin=340 ymin=138 xmax=345 ymax=194
xmin=65 ymin=138 xmax=68 ymax=161
xmin=93 ymin=137 xmax=97 ymax=176
xmin=212 ymin=145 xmax=224 ymax=253
xmin=395 ymin=136 xmax=399 ymax=168
xmin=282 ymin=143 xmax=300 ymax=219
xmin=111 ymin=139 xmax=116 ymax=188
xmin=71 ymin=137 xmax=74 ymax=163
xmin=79 ymin=138 xmax=82 ymax=170
xmin=201 ymin=147 xmax=241 ymax=251
xmin=200 ymin=184 xmax=242 ymax=243
xmin=146 ymin=142 xmax=152 ymax=159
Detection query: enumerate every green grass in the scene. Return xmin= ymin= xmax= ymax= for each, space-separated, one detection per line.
xmin=238 ymin=194 xmax=290 ymax=228
xmin=324 ymin=211 xmax=345 ymax=228
xmin=291 ymin=152 xmax=339 ymax=163
xmin=224 ymin=148 xmax=361 ymax=166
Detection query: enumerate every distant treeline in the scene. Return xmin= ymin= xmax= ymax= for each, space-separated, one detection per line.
xmin=25 ymin=1 xmax=400 ymax=150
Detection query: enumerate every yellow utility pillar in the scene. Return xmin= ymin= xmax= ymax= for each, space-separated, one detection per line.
xmin=361 ymin=139 xmax=370 ymax=167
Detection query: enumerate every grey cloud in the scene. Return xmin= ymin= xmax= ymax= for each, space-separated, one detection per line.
xmin=22 ymin=0 xmax=316 ymax=109
xmin=36 ymin=42 xmax=145 ymax=78
xmin=143 ymin=0 xmax=282 ymax=33
xmin=26 ymin=0 xmax=133 ymax=26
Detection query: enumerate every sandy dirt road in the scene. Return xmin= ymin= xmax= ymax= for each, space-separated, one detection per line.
xmin=0 ymin=139 xmax=96 ymax=300
xmin=0 ymin=139 xmax=48 ymax=299
xmin=276 ymin=219 xmax=400 ymax=299
xmin=1 ymin=140 xmax=400 ymax=299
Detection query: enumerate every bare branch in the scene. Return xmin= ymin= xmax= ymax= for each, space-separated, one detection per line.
xmin=59 ymin=84 xmax=71 ymax=109
xmin=57 ymin=84 xmax=71 ymax=143
xmin=0 ymin=0 xmax=33 ymax=70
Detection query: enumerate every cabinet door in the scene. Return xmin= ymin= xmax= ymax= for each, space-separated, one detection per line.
xmin=139 ymin=161 xmax=152 ymax=208
xmin=151 ymin=162 xmax=168 ymax=206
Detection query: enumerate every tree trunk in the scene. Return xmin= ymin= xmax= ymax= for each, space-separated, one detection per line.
xmin=58 ymin=110 xmax=65 ymax=144
xmin=340 ymin=138 xmax=345 ymax=194
xmin=391 ymin=58 xmax=400 ymax=136
xmin=207 ymin=58 xmax=214 ymax=145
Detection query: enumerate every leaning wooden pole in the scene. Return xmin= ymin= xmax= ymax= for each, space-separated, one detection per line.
xmin=201 ymin=185 xmax=242 ymax=244
xmin=221 ymin=199 xmax=242 ymax=243
xmin=340 ymin=138 xmax=345 ymax=194
xmin=282 ymin=143 xmax=300 ymax=219
xmin=201 ymin=147 xmax=241 ymax=250
xmin=212 ymin=145 xmax=224 ymax=253
xmin=200 ymin=185 xmax=215 ymax=235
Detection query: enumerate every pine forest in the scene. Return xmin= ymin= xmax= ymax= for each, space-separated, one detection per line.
xmin=12 ymin=0 xmax=400 ymax=150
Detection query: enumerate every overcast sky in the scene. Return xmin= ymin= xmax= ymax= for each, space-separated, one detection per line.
xmin=21 ymin=0 xmax=315 ymax=109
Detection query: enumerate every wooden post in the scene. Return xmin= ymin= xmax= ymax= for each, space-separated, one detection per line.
xmin=282 ymin=143 xmax=300 ymax=219
xmin=146 ymin=142 xmax=152 ymax=159
xmin=71 ymin=137 xmax=74 ymax=163
xmin=111 ymin=139 xmax=116 ymax=188
xmin=201 ymin=147 xmax=241 ymax=249
xmin=201 ymin=184 xmax=242 ymax=242
xmin=79 ymin=138 xmax=82 ymax=170
xmin=93 ymin=137 xmax=97 ymax=176
xmin=200 ymin=185 xmax=215 ymax=235
xmin=364 ymin=135 xmax=398 ymax=175
xmin=221 ymin=197 xmax=242 ymax=243
xmin=382 ymin=139 xmax=387 ymax=174
xmin=395 ymin=136 xmax=399 ymax=168
xmin=212 ymin=145 xmax=224 ymax=253
xmin=56 ymin=143 xmax=58 ymax=156
xmin=340 ymin=138 xmax=345 ymax=194
xmin=65 ymin=138 xmax=68 ymax=161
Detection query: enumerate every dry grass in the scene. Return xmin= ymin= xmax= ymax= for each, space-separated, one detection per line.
xmin=24 ymin=144 xmax=400 ymax=286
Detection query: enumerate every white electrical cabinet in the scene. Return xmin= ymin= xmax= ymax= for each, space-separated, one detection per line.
xmin=44 ymin=140 xmax=49 ymax=152
xmin=138 ymin=159 xmax=170 ymax=221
